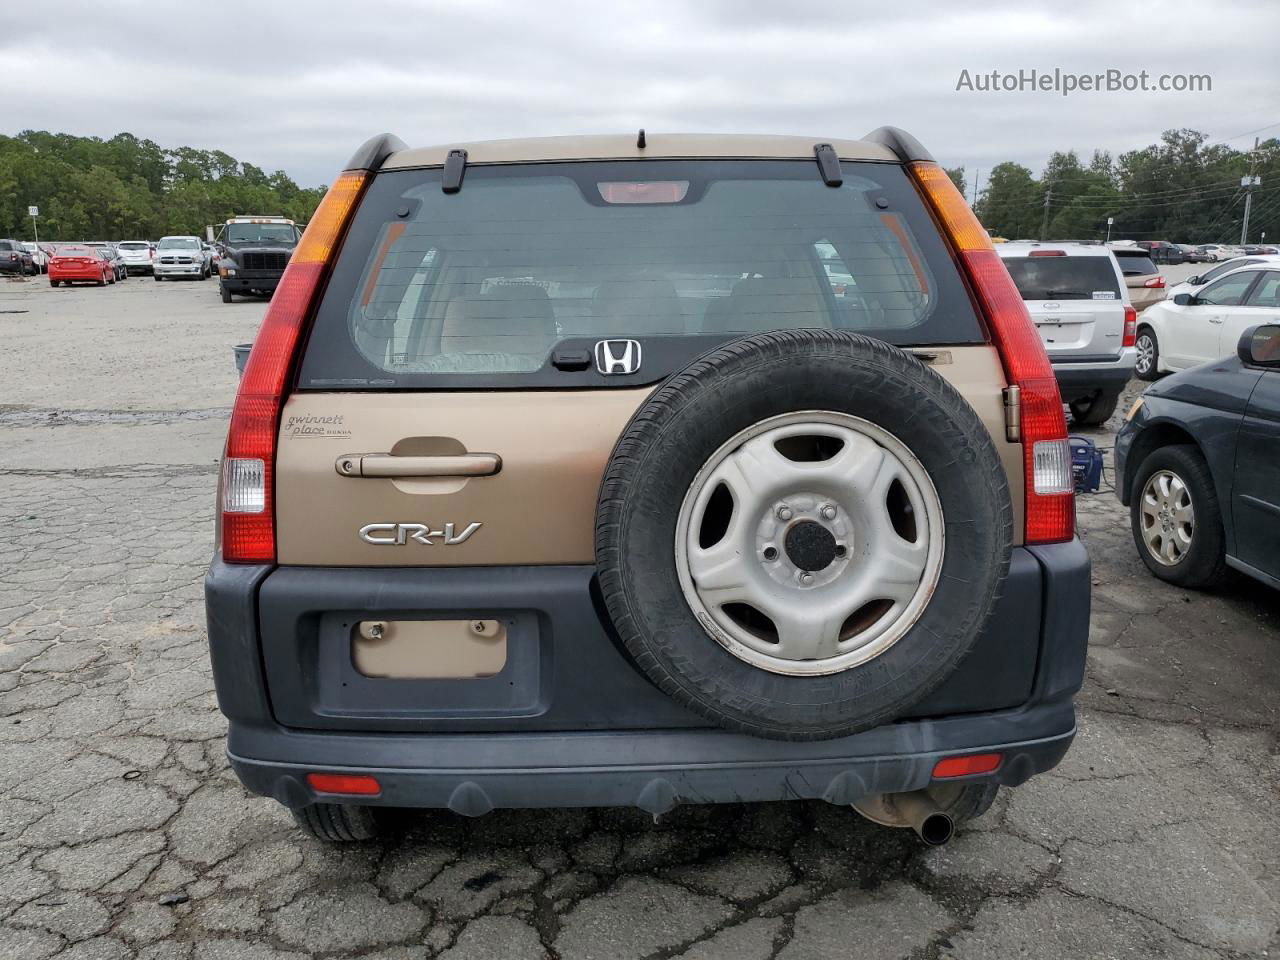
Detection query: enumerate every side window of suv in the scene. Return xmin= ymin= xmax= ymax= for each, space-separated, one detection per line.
xmin=1198 ymin=271 xmax=1259 ymax=306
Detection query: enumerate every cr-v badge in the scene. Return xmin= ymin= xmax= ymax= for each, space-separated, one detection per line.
xmin=595 ymin=339 xmax=642 ymax=375
xmin=359 ymin=522 xmax=482 ymax=546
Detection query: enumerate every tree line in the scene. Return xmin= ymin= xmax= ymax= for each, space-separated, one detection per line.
xmin=0 ymin=131 xmax=327 ymax=242
xmin=3 ymin=126 xmax=1275 ymax=247
xmin=946 ymin=128 xmax=1280 ymax=244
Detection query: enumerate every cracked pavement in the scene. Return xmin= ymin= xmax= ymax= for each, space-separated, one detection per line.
xmin=1 ymin=270 xmax=1278 ymax=959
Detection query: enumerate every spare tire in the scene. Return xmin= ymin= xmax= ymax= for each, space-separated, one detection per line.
xmin=595 ymin=330 xmax=1012 ymax=741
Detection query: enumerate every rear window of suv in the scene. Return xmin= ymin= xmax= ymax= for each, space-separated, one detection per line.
xmin=1002 ymin=255 xmax=1122 ymax=301
xmin=1111 ymin=251 xmax=1159 ymax=276
xmin=300 ymin=159 xmax=985 ymax=389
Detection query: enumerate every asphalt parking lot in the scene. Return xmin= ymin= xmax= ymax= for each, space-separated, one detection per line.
xmin=1 ymin=269 xmax=1278 ymax=960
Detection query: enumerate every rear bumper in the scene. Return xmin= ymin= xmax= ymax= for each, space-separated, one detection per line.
xmin=220 ymin=275 xmax=280 ymax=293
xmin=1053 ymin=349 xmax=1136 ymax=397
xmin=49 ymin=269 xmax=103 ymax=281
xmin=206 ymin=539 xmax=1090 ymax=812
xmin=230 ymin=716 xmax=1075 ymax=815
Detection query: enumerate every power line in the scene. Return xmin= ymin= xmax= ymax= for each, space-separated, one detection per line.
xmin=1206 ymin=120 xmax=1280 ymax=148
xmin=1021 ymin=184 xmax=1270 ymax=212
xmin=1046 ymin=186 xmax=1249 ymax=209
xmin=1196 ymin=187 xmax=1245 ymax=240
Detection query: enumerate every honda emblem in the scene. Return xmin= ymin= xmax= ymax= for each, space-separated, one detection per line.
xmin=594 ymin=339 xmax=642 ymax=375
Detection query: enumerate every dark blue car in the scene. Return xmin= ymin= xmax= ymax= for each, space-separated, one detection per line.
xmin=1116 ymin=324 xmax=1280 ymax=589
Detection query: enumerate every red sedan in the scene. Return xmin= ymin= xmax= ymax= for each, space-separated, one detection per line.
xmin=49 ymin=245 xmax=114 ymax=287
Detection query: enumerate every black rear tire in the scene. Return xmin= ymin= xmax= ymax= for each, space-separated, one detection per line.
xmin=1129 ymin=444 xmax=1227 ymax=589
xmin=596 ymin=330 xmax=1013 ymax=741
xmin=942 ymin=782 xmax=999 ymax=824
xmin=1069 ymin=392 xmax=1120 ymax=427
xmin=291 ymin=803 xmax=381 ymax=842
xmin=1135 ymin=328 xmax=1159 ymax=381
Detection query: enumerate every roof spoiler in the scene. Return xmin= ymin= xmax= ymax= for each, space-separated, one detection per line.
xmin=862 ymin=127 xmax=935 ymax=164
xmin=344 ymin=133 xmax=409 ymax=173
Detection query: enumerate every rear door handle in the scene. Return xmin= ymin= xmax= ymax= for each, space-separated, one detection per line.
xmin=335 ymin=453 xmax=501 ymax=478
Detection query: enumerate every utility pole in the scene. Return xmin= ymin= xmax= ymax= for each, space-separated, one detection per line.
xmin=1040 ymin=182 xmax=1053 ymax=240
xmin=971 ymin=168 xmax=982 ymax=208
xmin=1241 ymin=137 xmax=1261 ymax=245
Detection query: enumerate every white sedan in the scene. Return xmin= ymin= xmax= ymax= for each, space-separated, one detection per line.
xmin=1136 ymin=263 xmax=1280 ymax=380
xmin=1167 ymin=254 xmax=1280 ymax=299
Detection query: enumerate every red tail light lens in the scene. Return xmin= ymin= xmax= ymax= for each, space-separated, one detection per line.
xmin=221 ymin=170 xmax=368 ymax=563
xmin=1144 ymin=277 xmax=1165 ymax=289
xmin=1122 ymin=305 xmax=1137 ymax=348
xmin=909 ymin=162 xmax=1073 ymax=544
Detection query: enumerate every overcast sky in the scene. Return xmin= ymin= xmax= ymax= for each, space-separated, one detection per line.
xmin=5 ymin=0 xmax=1277 ymax=188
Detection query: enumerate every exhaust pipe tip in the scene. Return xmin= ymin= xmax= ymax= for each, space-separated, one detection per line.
xmin=915 ymin=811 xmax=955 ymax=846
xmin=852 ymin=789 xmax=956 ymax=845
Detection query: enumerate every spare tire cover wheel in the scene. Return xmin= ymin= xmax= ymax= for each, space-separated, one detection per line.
xmin=595 ymin=330 xmax=1013 ymax=741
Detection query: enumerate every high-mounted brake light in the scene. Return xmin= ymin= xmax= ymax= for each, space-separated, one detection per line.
xmin=909 ymin=162 xmax=1073 ymax=543
xmin=221 ymin=170 xmax=368 ymax=563
xmin=1027 ymin=249 xmax=1066 ymax=257
xmin=597 ymin=180 xmax=690 ymax=204
xmin=1122 ymin=305 xmax=1137 ymax=348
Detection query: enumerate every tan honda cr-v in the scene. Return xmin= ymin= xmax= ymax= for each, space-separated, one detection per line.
xmin=205 ymin=128 xmax=1089 ymax=845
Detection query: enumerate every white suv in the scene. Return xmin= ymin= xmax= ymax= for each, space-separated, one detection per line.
xmin=996 ymin=243 xmax=1136 ymax=425
xmin=117 ymin=240 xmax=155 ymax=275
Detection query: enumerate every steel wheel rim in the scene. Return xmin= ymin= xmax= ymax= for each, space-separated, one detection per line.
xmin=1139 ymin=469 xmax=1194 ymax=566
xmin=674 ymin=410 xmax=945 ymax=677
xmin=1136 ymin=335 xmax=1154 ymax=374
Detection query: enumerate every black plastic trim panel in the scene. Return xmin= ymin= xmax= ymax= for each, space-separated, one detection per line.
xmin=344 ymin=133 xmax=409 ymax=173
xmin=862 ymin=126 xmax=936 ymax=164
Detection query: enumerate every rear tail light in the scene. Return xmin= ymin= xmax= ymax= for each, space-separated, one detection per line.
xmin=1144 ymin=277 xmax=1165 ymax=289
xmin=909 ymin=162 xmax=1073 ymax=543
xmin=1122 ymin=305 xmax=1137 ymax=348
xmin=221 ymin=170 xmax=368 ymax=563
xmin=933 ymin=753 xmax=1003 ymax=778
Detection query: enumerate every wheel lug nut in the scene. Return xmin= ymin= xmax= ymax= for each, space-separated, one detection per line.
xmin=798 ymin=572 xmax=813 ymax=585
xmin=820 ymin=504 xmax=837 ymax=521
xmin=776 ymin=506 xmax=793 ymax=521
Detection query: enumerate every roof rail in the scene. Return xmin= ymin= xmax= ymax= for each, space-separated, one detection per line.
xmin=861 ymin=126 xmax=935 ymax=164
xmin=344 ymin=133 xmax=409 ymax=173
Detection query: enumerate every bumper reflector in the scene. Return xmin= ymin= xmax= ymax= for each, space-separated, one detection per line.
xmin=306 ymin=772 xmax=382 ymax=796
xmin=933 ymin=753 xmax=1003 ymax=778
